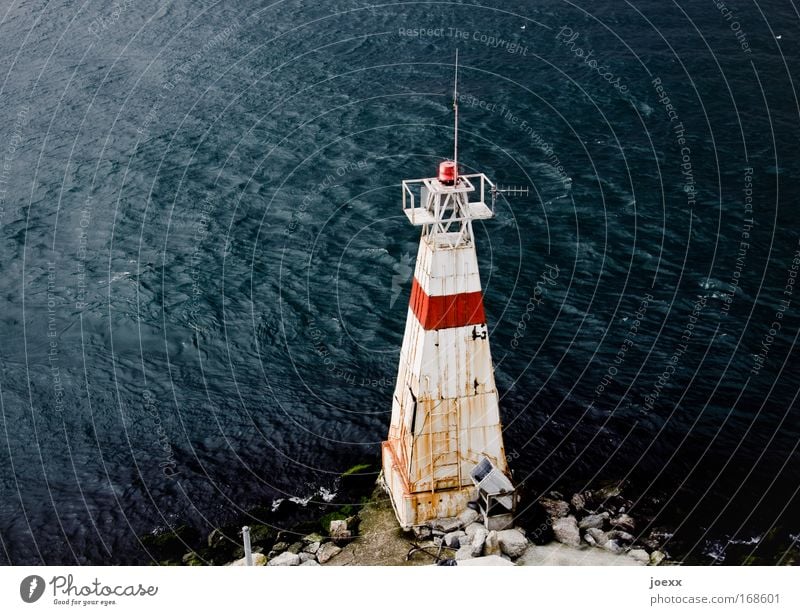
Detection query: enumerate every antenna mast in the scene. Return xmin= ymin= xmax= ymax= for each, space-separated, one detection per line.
xmin=453 ymin=49 xmax=459 ymax=176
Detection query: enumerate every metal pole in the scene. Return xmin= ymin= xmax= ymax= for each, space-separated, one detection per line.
xmin=242 ymin=526 xmax=253 ymax=566
xmin=453 ymin=49 xmax=459 ymax=172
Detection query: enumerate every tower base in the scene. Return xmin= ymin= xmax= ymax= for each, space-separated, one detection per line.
xmin=381 ymin=441 xmax=476 ymax=529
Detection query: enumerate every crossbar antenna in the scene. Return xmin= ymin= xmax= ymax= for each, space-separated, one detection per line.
xmin=490 ymin=185 xmax=530 ymax=210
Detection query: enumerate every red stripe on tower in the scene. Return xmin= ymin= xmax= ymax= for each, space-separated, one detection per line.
xmin=409 ymin=277 xmax=486 ymax=330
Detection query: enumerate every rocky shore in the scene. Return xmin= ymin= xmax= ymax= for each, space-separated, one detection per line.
xmin=137 ymin=462 xmax=800 ymax=566
xmin=140 ymin=470 xmax=678 ymax=566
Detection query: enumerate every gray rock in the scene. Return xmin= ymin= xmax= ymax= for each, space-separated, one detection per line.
xmin=601 ymin=539 xmax=623 ymax=554
xmin=583 ymin=533 xmax=597 ymax=547
xmin=455 ymin=544 xmax=473 ymax=561
xmin=431 ymin=517 xmax=461 ymax=533
xmin=579 ymin=512 xmax=609 ymax=530
xmin=268 ymin=551 xmax=300 ymax=566
xmin=228 ymin=552 xmax=268 ymax=566
xmin=464 ymin=522 xmax=485 ymax=540
xmin=300 ymin=559 xmax=320 ymax=566
xmin=303 ymin=541 xmax=321 ymax=555
xmin=650 ymin=550 xmax=666 ymax=566
xmin=444 ymin=531 xmax=467 ymax=549
xmin=329 ymin=519 xmax=348 ymax=534
xmin=585 ymin=527 xmax=609 ymax=546
xmin=611 ymin=514 xmax=636 ymax=533
xmin=608 ymin=530 xmax=635 ymax=544
xmin=457 ymin=508 xmax=480 ymax=527
xmin=594 ymin=484 xmax=622 ymax=501
xmin=316 ymin=542 xmax=342 ymax=564
xmin=628 ymin=549 xmax=650 ymax=564
xmin=570 ymin=493 xmax=586 ymax=512
xmin=287 ymin=541 xmax=304 ymax=554
xmin=298 ymin=552 xmax=315 ymax=563
xmin=497 ymin=529 xmax=528 ymax=559
xmin=329 ymin=519 xmax=352 ymax=546
xmin=551 ymin=516 xmax=581 ymax=547
xmin=483 ymin=530 xmax=501 ymax=556
xmin=470 ymin=527 xmax=488 ymax=557
xmin=270 ymin=541 xmax=289 ymax=554
xmin=539 ymin=497 xmax=570 ymax=519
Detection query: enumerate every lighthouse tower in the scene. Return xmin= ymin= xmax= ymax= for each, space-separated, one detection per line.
xmin=381 ymin=54 xmax=510 ymax=529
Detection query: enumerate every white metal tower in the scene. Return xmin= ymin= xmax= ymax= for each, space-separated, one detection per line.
xmin=381 ymin=53 xmax=511 ymax=528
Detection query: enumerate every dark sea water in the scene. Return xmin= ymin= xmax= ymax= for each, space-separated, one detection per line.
xmin=0 ymin=0 xmax=798 ymax=565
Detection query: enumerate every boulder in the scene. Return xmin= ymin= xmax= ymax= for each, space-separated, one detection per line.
xmin=583 ymin=533 xmax=597 ymax=547
xmin=316 ymin=542 xmax=342 ymax=564
xmin=585 ymin=527 xmax=609 ymax=546
xmin=270 ymin=541 xmax=289 ymax=555
xmin=455 ymin=544 xmax=473 ymax=560
xmin=464 ymin=522 xmax=485 ymax=540
xmin=539 ymin=497 xmax=570 ymax=519
xmin=298 ymin=552 xmax=315 ymax=563
xmin=470 ymin=527 xmax=488 ymax=557
xmin=611 ymin=514 xmax=636 ymax=533
xmin=300 ymin=559 xmax=320 ymax=566
xmin=457 ymin=508 xmax=480 ymax=527
xmin=444 ymin=531 xmax=467 ymax=549
xmin=228 ymin=552 xmax=268 ymax=566
xmin=483 ymin=530 xmax=501 ymax=556
xmin=329 ymin=519 xmax=352 ymax=546
xmin=570 ymin=493 xmax=586 ymax=512
xmin=650 ymin=550 xmax=666 ymax=566
xmin=431 ymin=517 xmax=461 ymax=533
xmin=607 ymin=530 xmax=635 ymax=544
xmin=601 ymin=539 xmax=623 ymax=554
xmin=497 ymin=529 xmax=528 ymax=559
xmin=551 ymin=516 xmax=580 ymax=547
xmin=329 ymin=519 xmax=348 ymax=534
xmin=268 ymin=552 xmax=300 ymax=566
xmin=578 ymin=512 xmax=609 ymax=530
xmin=594 ymin=484 xmax=622 ymax=501
xmin=287 ymin=542 xmax=304 ymax=554
xmin=628 ymin=549 xmax=650 ymax=564
xmin=302 ymin=541 xmax=321 ymax=555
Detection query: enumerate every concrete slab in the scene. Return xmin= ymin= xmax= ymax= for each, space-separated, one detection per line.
xmin=516 ymin=543 xmax=646 ymax=566
xmin=457 ymin=555 xmax=514 ymax=566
